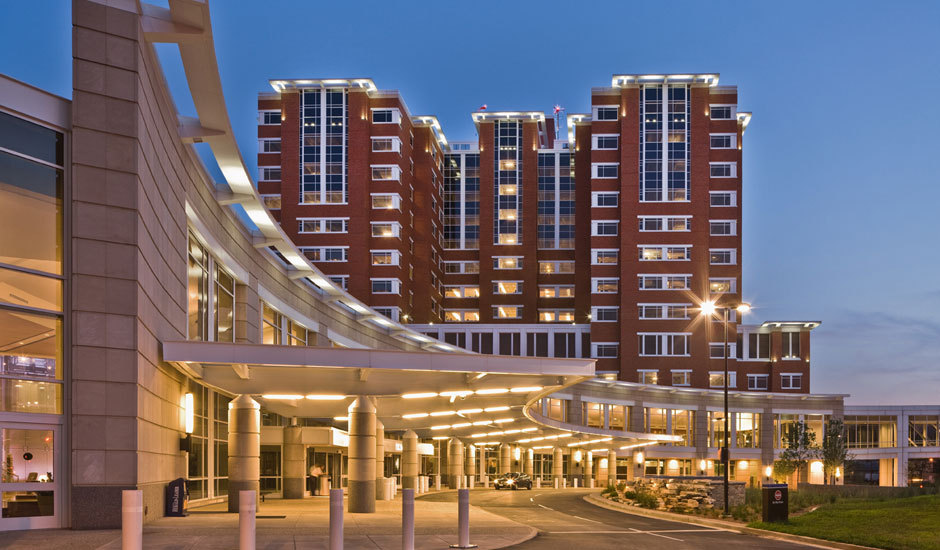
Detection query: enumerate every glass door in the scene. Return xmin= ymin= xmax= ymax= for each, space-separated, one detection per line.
xmin=0 ymin=422 xmax=62 ymax=530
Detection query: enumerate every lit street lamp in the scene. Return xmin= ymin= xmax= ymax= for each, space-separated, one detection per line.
xmin=701 ymin=299 xmax=750 ymax=517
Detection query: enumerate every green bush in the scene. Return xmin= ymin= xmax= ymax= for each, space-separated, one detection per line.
xmin=634 ymin=488 xmax=659 ymax=509
xmin=601 ymin=484 xmax=617 ymax=497
xmin=622 ymin=490 xmax=637 ymax=500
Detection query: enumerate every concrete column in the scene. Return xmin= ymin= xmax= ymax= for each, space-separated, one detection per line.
xmin=499 ymin=443 xmax=511 ymax=474
xmin=375 ymin=419 xmax=387 ymax=500
xmin=402 ymin=430 xmax=419 ymax=490
xmin=448 ymin=438 xmax=465 ymax=488
xmin=283 ymin=422 xmax=305 ymax=499
xmin=585 ymin=451 xmax=593 ymax=486
xmin=598 ymin=456 xmax=609 ymax=486
xmin=607 ymin=450 xmax=617 ymax=485
xmin=467 ymin=444 xmax=477 ymax=480
xmin=553 ymin=447 xmax=563 ymax=484
xmin=348 ymin=396 xmax=376 ymax=513
xmin=524 ymin=448 xmax=534 ymax=477
xmin=228 ymin=395 xmax=261 ymax=512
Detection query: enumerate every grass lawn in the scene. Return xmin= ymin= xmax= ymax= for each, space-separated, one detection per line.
xmin=749 ymin=494 xmax=940 ymax=550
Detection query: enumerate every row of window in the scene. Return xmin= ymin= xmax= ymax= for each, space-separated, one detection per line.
xmin=589 ymin=104 xmax=737 ymax=122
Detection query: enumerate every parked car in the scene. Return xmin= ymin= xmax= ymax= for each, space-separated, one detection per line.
xmin=493 ymin=472 xmax=533 ymax=490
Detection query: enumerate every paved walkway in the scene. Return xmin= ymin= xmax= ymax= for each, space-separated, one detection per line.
xmin=0 ymin=492 xmax=536 ymax=549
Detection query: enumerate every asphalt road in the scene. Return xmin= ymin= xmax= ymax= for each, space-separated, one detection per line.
xmin=420 ymin=488 xmax=816 ymax=550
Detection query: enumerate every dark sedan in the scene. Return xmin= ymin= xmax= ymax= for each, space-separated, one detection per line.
xmin=493 ymin=472 xmax=533 ymax=490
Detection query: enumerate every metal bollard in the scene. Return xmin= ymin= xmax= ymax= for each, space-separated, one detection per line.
xmin=435 ymin=474 xmax=441 ymax=491
xmin=330 ymin=488 xmax=343 ymax=550
xmin=563 ymin=478 xmax=567 ymax=489
xmin=402 ymin=488 xmax=415 ymax=550
xmin=574 ymin=478 xmax=579 ymax=488
xmin=449 ymin=488 xmax=477 ymax=549
xmin=468 ymin=476 xmax=475 ymax=489
xmin=239 ymin=490 xmax=256 ymax=550
xmin=122 ymin=490 xmax=143 ymax=550
xmin=535 ymin=477 xmax=541 ymax=488
xmin=553 ymin=478 xmax=559 ymax=489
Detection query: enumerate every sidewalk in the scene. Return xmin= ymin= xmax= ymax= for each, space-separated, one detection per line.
xmin=0 ymin=494 xmax=537 ymax=549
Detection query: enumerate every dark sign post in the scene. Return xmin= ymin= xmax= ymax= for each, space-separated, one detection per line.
xmin=761 ymin=483 xmax=788 ymax=522
xmin=165 ymin=478 xmax=189 ymax=517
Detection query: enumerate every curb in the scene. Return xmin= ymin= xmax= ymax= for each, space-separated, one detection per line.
xmin=584 ymin=493 xmax=878 ymax=550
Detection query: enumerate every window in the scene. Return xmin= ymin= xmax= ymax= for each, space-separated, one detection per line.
xmin=592 ymin=307 xmax=619 ymax=322
xmin=546 ymin=398 xmax=568 ymax=422
xmin=300 ymin=247 xmax=348 ymax=262
xmin=639 ymin=275 xmax=691 ymax=290
xmin=262 ymin=302 xmax=283 ymax=345
xmin=260 ymin=139 xmax=281 ymax=152
xmin=592 ymin=221 xmax=619 ymax=236
xmin=493 ymin=281 xmax=522 ymax=295
xmin=709 ymin=278 xmax=736 ymax=294
xmin=639 ymin=245 xmax=691 ymax=261
xmin=538 ymin=309 xmax=575 ymax=323
xmin=583 ymin=402 xmax=604 ymax=428
xmin=442 ymin=261 xmax=479 ymax=274
xmin=639 ymin=216 xmax=690 ymax=232
xmin=710 ymin=191 xmax=737 ymax=207
xmin=371 ymin=137 xmax=401 ymax=153
xmin=371 ymin=165 xmax=401 ymax=181
xmin=371 ymin=222 xmax=401 ymax=238
xmin=672 ymin=371 xmax=691 ymax=386
xmin=594 ymin=106 xmax=618 ymax=121
xmin=493 ymin=305 xmax=521 ymax=319
xmin=710 ymin=220 xmax=736 ymax=236
xmin=709 ymin=249 xmax=736 ymax=265
xmin=372 ymin=307 xmax=399 ymax=322
xmin=747 ymin=332 xmax=771 ymax=359
xmin=782 ymin=332 xmax=801 ymax=359
xmin=494 ymin=257 xmax=522 ymax=270
xmin=592 ymin=163 xmax=619 ymax=178
xmin=709 ymin=371 xmax=737 ymax=388
xmin=609 ymin=405 xmax=627 ymax=430
xmin=592 ymin=192 xmax=619 ymax=207
xmin=638 ymin=333 xmax=690 ymax=356
xmin=638 ymin=304 xmax=690 ymax=319
xmin=592 ymin=343 xmax=619 ymax=358
xmin=371 ymin=193 xmax=401 ymax=210
xmin=748 ymin=374 xmax=769 ymax=391
xmin=539 ymin=260 xmax=575 ymax=274
xmin=371 ymin=279 xmax=400 ymax=294
xmin=710 ymin=134 xmax=735 ymax=149
xmin=709 ymin=162 xmax=736 ymax=178
xmin=593 ymin=135 xmax=619 ymax=150
xmin=261 ymin=195 xmax=281 ymax=210
xmin=260 ymin=110 xmax=281 ymax=125
xmin=260 ymin=167 xmax=280 ymax=181
xmin=443 ymin=310 xmax=480 ymax=322
xmin=539 ymin=285 xmax=574 ymax=298
xmin=214 ymin=267 xmax=234 ymax=343
xmin=591 ymin=249 xmax=618 ymax=265
xmin=780 ymin=374 xmax=802 ymax=390
xmin=709 ymin=342 xmax=736 ymax=359
xmin=908 ymin=416 xmax=940 ymax=447
xmin=370 ymin=250 xmax=399 ymax=266
xmin=328 ymin=275 xmax=348 ymax=290
xmin=638 ymin=371 xmax=658 ymax=384
xmin=735 ymin=412 xmax=761 ymax=448
xmin=592 ymin=278 xmax=618 ymax=293
xmin=709 ymin=105 xmax=734 ymax=120
xmin=188 ymin=235 xmax=238 ymax=343
xmin=443 ymin=286 xmax=480 ymax=298
xmin=371 ymin=108 xmax=400 ymax=124
xmin=298 ymin=218 xmax=349 ymax=234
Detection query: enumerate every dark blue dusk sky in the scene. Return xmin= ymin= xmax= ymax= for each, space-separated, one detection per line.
xmin=2 ymin=1 xmax=939 ymax=405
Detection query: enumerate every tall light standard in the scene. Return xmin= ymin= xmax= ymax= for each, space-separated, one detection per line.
xmin=701 ymin=299 xmax=750 ymax=517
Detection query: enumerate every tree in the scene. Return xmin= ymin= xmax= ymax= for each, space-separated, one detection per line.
xmin=779 ymin=421 xmax=817 ymax=488
xmin=820 ymin=419 xmax=851 ymax=485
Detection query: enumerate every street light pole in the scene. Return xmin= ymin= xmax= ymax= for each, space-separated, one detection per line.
xmin=723 ymin=306 xmax=730 ymax=517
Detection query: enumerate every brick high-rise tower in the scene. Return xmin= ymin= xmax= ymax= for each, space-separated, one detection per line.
xmin=258 ymin=74 xmax=818 ymax=393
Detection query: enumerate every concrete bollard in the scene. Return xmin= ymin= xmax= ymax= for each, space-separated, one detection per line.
xmin=434 ymin=474 xmax=441 ymax=491
xmin=330 ymin=488 xmax=343 ymax=550
xmin=535 ymin=477 xmax=541 ymax=488
xmin=122 ymin=490 xmax=143 ymax=550
xmin=468 ymin=476 xmax=474 ymax=489
xmin=574 ymin=478 xmax=579 ymax=488
xmin=562 ymin=478 xmax=567 ymax=489
xmin=402 ymin=488 xmax=415 ymax=550
xmin=239 ymin=490 xmax=256 ymax=550
xmin=589 ymin=478 xmax=595 ymax=488
xmin=450 ymin=488 xmax=476 ymax=549
xmin=553 ymin=478 xmax=559 ymax=489
xmin=482 ymin=475 xmax=488 ymax=488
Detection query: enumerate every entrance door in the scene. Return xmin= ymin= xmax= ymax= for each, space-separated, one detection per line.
xmin=0 ymin=422 xmax=62 ymax=530
xmin=307 ymin=449 xmax=346 ymax=491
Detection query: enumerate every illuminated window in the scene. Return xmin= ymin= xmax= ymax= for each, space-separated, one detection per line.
xmin=494 ymin=257 xmax=522 ymax=270
xmin=494 ymin=306 xmax=521 ymax=319
xmin=639 ymin=371 xmax=659 ymax=385
xmin=672 ymin=371 xmax=691 ymax=386
xmin=493 ymin=281 xmax=521 ymax=295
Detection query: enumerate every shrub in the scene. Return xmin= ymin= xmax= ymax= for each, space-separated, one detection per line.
xmin=622 ymin=490 xmax=637 ymax=500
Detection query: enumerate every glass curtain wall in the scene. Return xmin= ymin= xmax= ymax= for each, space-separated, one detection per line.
xmin=0 ymin=110 xmax=65 ymax=528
